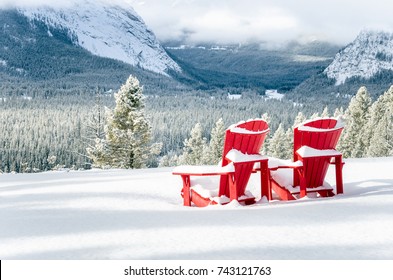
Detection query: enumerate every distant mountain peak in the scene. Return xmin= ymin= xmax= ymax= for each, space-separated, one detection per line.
xmin=324 ymin=30 xmax=393 ymax=85
xmin=17 ymin=0 xmax=181 ymax=75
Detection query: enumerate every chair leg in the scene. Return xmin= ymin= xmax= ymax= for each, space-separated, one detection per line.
xmin=335 ymin=155 xmax=344 ymax=195
xmin=299 ymin=171 xmax=307 ymax=198
xmin=181 ymin=175 xmax=191 ymax=206
xmin=260 ymin=160 xmax=271 ymax=200
xmin=228 ymin=173 xmax=238 ymax=201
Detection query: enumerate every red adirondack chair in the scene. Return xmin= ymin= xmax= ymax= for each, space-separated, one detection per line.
xmin=173 ymin=119 xmax=270 ymax=207
xmin=269 ymin=117 xmax=344 ymax=200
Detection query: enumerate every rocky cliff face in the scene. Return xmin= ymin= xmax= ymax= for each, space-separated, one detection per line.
xmin=18 ymin=0 xmax=180 ymax=75
xmin=324 ymin=30 xmax=393 ymax=85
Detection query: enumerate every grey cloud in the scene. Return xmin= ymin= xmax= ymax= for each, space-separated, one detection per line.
xmin=129 ymin=0 xmax=393 ymax=45
xmin=3 ymin=0 xmax=393 ymax=45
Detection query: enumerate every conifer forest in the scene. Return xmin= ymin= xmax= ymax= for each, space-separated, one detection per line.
xmin=1 ymin=72 xmax=392 ymax=173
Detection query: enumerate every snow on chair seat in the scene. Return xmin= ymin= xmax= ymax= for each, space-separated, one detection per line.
xmin=270 ymin=168 xmax=334 ymax=196
xmin=172 ymin=119 xmax=270 ymax=207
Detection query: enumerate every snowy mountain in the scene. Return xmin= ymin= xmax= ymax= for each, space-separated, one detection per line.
xmin=17 ymin=0 xmax=181 ymax=75
xmin=324 ymin=30 xmax=393 ymax=85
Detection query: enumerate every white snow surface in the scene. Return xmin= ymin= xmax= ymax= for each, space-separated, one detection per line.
xmin=324 ymin=30 xmax=393 ymax=85
xmin=225 ymin=149 xmax=267 ymax=163
xmin=18 ymin=0 xmax=180 ymax=75
xmin=265 ymin=89 xmax=284 ymax=100
xmin=296 ymin=146 xmax=342 ymax=158
xmin=1 ymin=157 xmax=393 ymax=260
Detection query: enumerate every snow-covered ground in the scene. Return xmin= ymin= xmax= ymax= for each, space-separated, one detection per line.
xmin=265 ymin=90 xmax=284 ymax=100
xmin=1 ymin=157 xmax=393 ymax=260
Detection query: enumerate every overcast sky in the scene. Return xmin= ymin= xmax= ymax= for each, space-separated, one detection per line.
xmin=127 ymin=0 xmax=393 ymax=45
xmin=2 ymin=0 xmax=393 ymax=45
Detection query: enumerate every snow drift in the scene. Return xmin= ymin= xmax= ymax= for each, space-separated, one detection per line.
xmin=1 ymin=157 xmax=393 ymax=259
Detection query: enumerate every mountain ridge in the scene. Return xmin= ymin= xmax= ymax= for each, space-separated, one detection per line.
xmin=324 ymin=30 xmax=393 ymax=85
xmin=17 ymin=0 xmax=180 ymax=75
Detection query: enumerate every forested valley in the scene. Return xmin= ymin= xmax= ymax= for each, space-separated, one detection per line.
xmin=0 ymin=80 xmax=368 ymax=173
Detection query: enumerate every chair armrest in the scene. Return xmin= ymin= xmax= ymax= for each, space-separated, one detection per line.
xmin=172 ymin=163 xmax=234 ymax=176
xmin=225 ymin=149 xmax=268 ymax=164
xmin=266 ymin=157 xmax=303 ymax=171
xmin=296 ymin=146 xmax=342 ymax=158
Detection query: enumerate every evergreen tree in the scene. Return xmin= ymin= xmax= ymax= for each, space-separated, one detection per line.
xmin=293 ymin=112 xmax=307 ymax=128
xmin=321 ymin=106 xmax=329 ymax=117
xmin=309 ymin=112 xmax=320 ymax=120
xmin=333 ymin=107 xmax=344 ymax=117
xmin=366 ymin=86 xmax=393 ymax=157
xmin=268 ymin=123 xmax=292 ymax=159
xmin=338 ymin=86 xmax=372 ymax=158
xmin=260 ymin=113 xmax=271 ymax=155
xmin=367 ymin=111 xmax=393 ymax=157
xmin=86 ymin=90 xmax=106 ymax=167
xmin=285 ymin=127 xmax=294 ymax=160
xmin=179 ymin=123 xmax=208 ymax=165
xmin=159 ymin=153 xmax=180 ymax=167
xmin=283 ymin=112 xmax=307 ymax=159
xmin=205 ymin=118 xmax=226 ymax=165
xmin=101 ymin=75 xmax=161 ymax=168
xmin=86 ymin=138 xmax=108 ymax=168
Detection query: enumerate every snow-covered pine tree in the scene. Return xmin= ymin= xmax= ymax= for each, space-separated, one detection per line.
xmin=205 ymin=118 xmax=225 ymax=165
xmin=333 ymin=107 xmax=344 ymax=117
xmin=366 ymin=86 xmax=393 ymax=157
xmin=285 ymin=127 xmax=294 ymax=160
xmin=158 ymin=153 xmax=180 ymax=167
xmin=260 ymin=113 xmax=271 ymax=155
xmin=321 ymin=106 xmax=329 ymax=117
xmin=102 ymin=75 xmax=161 ymax=168
xmin=293 ymin=112 xmax=307 ymax=128
xmin=280 ymin=112 xmax=307 ymax=159
xmin=338 ymin=86 xmax=372 ymax=158
xmin=179 ymin=123 xmax=207 ymax=165
xmin=367 ymin=110 xmax=393 ymax=157
xmin=309 ymin=112 xmax=320 ymax=120
xmin=86 ymin=138 xmax=108 ymax=168
xmin=268 ymin=123 xmax=292 ymax=159
xmin=86 ymin=90 xmax=106 ymax=167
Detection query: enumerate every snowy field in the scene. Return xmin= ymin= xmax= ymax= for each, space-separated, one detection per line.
xmin=1 ymin=157 xmax=393 ymax=260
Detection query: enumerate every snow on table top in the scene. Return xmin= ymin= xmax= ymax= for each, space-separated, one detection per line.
xmin=296 ymin=146 xmax=342 ymax=158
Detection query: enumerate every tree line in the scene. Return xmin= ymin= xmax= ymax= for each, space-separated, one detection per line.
xmin=160 ymin=86 xmax=393 ymax=166
xmin=0 ymin=75 xmax=391 ymax=173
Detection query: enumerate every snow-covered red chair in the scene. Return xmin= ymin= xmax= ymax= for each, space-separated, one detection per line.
xmin=173 ymin=119 xmax=270 ymax=207
xmin=269 ymin=117 xmax=344 ymax=200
